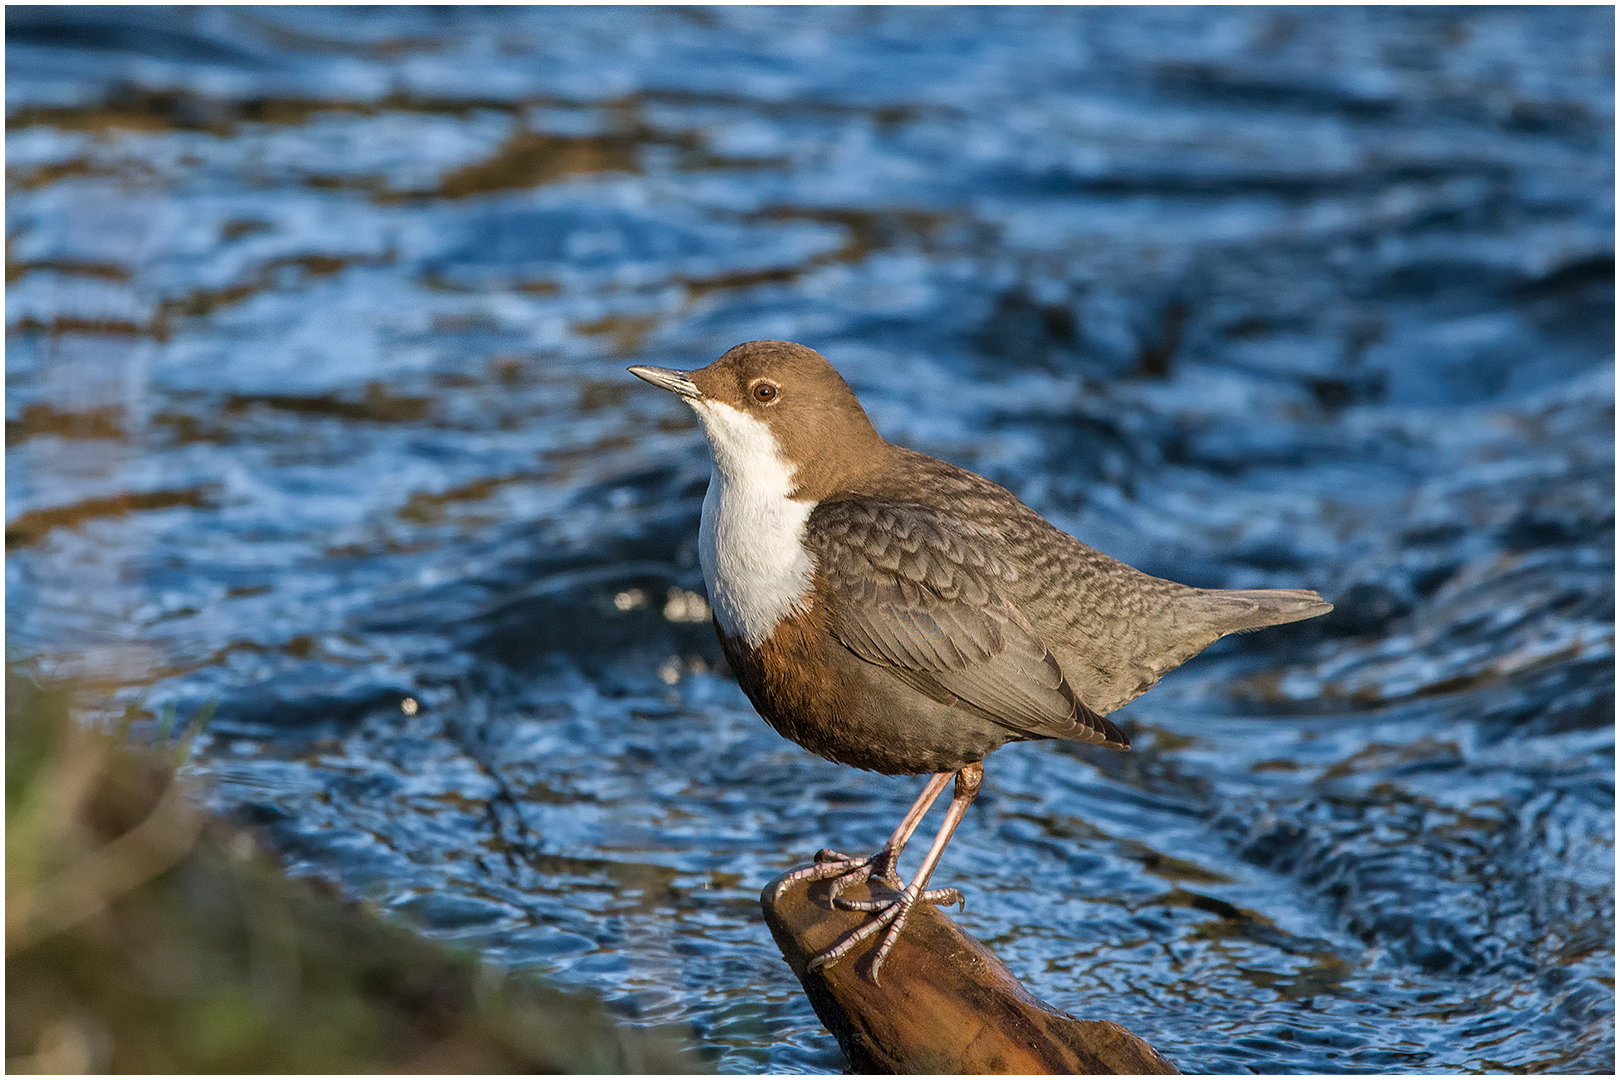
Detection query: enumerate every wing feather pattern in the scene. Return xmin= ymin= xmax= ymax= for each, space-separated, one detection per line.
xmin=807 ymin=499 xmax=1127 ymax=749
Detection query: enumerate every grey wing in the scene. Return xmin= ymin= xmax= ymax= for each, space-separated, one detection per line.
xmin=808 ymin=499 xmax=1127 ymax=750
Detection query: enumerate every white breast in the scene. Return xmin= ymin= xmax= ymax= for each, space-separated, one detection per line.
xmin=691 ymin=400 xmax=816 ymax=647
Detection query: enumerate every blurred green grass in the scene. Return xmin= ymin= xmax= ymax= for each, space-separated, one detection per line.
xmin=6 ymin=663 xmax=701 ymax=1072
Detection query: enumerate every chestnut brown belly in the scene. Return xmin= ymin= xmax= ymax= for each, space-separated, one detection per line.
xmin=718 ymin=613 xmax=1025 ymax=776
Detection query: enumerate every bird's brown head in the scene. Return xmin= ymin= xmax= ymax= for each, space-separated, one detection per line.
xmin=629 ymin=340 xmax=888 ymax=501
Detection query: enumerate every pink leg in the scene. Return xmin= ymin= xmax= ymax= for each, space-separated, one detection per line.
xmin=806 ymin=762 xmax=983 ymax=984
xmin=772 ymin=770 xmax=954 ymax=902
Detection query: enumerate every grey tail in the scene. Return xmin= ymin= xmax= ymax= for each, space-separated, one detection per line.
xmin=1196 ymin=588 xmax=1333 ymax=634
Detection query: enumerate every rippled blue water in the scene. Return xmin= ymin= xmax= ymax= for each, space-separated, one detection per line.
xmin=7 ymin=6 xmax=1613 ymax=1072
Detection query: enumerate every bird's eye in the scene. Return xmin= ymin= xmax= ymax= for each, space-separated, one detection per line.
xmin=752 ymin=381 xmax=779 ymax=404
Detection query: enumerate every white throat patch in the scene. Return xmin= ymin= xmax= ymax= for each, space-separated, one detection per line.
xmin=691 ymin=400 xmax=816 ymax=647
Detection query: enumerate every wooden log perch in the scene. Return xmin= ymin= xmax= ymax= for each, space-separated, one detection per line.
xmin=763 ymin=873 xmax=1180 ymax=1074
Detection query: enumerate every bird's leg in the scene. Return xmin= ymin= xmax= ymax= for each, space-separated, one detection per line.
xmin=771 ymin=771 xmax=953 ymax=903
xmin=808 ymin=762 xmax=983 ymax=984
xmin=825 ymin=768 xmax=955 ymax=901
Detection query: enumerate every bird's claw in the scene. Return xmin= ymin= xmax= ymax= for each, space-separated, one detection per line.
xmin=772 ymin=847 xmax=901 ymax=902
xmin=808 ymin=884 xmax=967 ymax=983
xmin=831 ymin=886 xmax=961 ymax=913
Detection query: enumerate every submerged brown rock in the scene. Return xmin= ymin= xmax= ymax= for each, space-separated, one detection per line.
xmin=764 ymin=872 xmax=1180 ymax=1074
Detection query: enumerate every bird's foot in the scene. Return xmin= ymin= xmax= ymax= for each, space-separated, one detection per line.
xmin=807 ymin=882 xmax=966 ymax=984
xmin=772 ymin=847 xmax=901 ymax=904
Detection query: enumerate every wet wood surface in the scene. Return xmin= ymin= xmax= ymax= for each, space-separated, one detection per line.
xmin=763 ymin=873 xmax=1180 ymax=1074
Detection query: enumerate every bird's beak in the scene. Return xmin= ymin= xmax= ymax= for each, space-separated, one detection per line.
xmin=627 ymin=365 xmax=703 ymax=399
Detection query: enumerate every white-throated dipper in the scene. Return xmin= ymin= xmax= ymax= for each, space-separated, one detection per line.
xmin=630 ymin=340 xmax=1331 ymax=982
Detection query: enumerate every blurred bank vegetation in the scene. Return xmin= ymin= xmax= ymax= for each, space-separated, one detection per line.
xmin=6 ymin=663 xmax=697 ymax=1072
